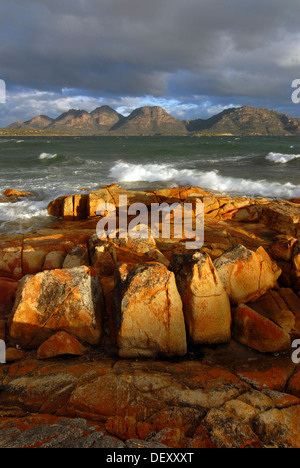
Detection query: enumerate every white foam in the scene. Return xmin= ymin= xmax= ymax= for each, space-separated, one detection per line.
xmin=38 ymin=152 xmax=57 ymax=160
xmin=266 ymin=152 xmax=300 ymax=164
xmin=109 ymin=162 xmax=181 ymax=183
xmin=109 ymin=161 xmax=300 ymax=199
xmin=0 ymin=197 xmax=52 ymax=235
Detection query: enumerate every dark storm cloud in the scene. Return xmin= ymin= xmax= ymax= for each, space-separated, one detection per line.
xmin=1 ymin=0 xmax=300 ymax=123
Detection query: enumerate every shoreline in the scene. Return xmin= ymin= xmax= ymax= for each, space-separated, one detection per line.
xmin=0 ymin=183 xmax=299 ymax=238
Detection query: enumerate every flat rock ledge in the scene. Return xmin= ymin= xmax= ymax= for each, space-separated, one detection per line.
xmin=0 ymin=185 xmax=299 ymax=448
xmin=0 ymin=349 xmax=299 ymax=448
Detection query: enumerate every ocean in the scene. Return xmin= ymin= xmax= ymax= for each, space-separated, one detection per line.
xmin=0 ymin=135 xmax=299 ymax=235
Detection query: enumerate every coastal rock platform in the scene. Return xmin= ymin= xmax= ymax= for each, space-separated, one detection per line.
xmin=0 ymin=185 xmax=299 ymax=448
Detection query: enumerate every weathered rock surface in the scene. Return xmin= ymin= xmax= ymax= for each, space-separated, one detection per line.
xmin=0 ymin=356 xmax=299 ymax=448
xmin=113 ymin=262 xmax=187 ymax=358
xmin=62 ymin=244 xmax=90 ymax=269
xmin=248 ymin=290 xmax=296 ymax=334
xmin=232 ymin=304 xmax=291 ymax=353
xmin=170 ymin=251 xmax=231 ymax=345
xmin=213 ymin=245 xmax=280 ymax=305
xmin=262 ymin=203 xmax=300 ymax=238
xmin=0 ymin=415 xmax=129 ymax=448
xmin=5 ymin=347 xmax=26 ymax=363
xmin=42 ymin=250 xmax=66 ymax=270
xmin=37 ymin=331 xmax=86 ymax=359
xmin=0 ymin=185 xmax=300 ymax=448
xmin=3 ymin=189 xmax=34 ymax=198
xmin=8 ymin=266 xmax=103 ymax=348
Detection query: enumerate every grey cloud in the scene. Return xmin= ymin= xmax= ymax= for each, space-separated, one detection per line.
xmin=0 ymin=0 xmax=300 ymax=121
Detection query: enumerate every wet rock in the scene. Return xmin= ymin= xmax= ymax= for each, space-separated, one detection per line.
xmin=0 ymin=195 xmax=19 ymax=203
xmin=4 ymin=189 xmax=34 ymax=198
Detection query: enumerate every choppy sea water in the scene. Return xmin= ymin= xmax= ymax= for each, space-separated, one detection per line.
xmin=0 ymin=135 xmax=299 ymax=235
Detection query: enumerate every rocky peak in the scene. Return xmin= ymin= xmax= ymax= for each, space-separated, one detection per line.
xmin=112 ymin=106 xmax=188 ymax=135
xmin=26 ymin=115 xmax=53 ymax=128
xmin=91 ymin=105 xmax=123 ymax=127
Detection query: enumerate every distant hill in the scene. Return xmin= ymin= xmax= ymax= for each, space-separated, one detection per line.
xmin=186 ymin=106 xmax=300 ymax=136
xmin=7 ymin=115 xmax=54 ymax=130
xmin=110 ymin=106 xmax=188 ymax=135
xmin=6 ymin=105 xmax=300 ymax=136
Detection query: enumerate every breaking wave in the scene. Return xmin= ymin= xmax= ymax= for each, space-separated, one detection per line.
xmin=266 ymin=152 xmax=300 ymax=164
xmin=38 ymin=152 xmax=58 ymax=160
xmin=109 ymin=161 xmax=300 ymax=199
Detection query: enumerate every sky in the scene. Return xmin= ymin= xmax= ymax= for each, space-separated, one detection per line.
xmin=1 ymin=0 xmax=300 ymax=126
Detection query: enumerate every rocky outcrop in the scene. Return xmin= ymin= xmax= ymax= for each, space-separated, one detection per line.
xmin=113 ymin=263 xmax=187 ymax=358
xmin=213 ymin=245 xmax=280 ymax=305
xmin=0 ymin=185 xmax=300 ymax=448
xmin=37 ymin=331 xmax=86 ymax=359
xmin=4 ymin=189 xmax=34 ymax=198
xmin=232 ymin=304 xmax=291 ymax=353
xmin=0 ymin=355 xmax=299 ymax=448
xmin=9 ymin=266 xmax=104 ymax=348
xmin=170 ymin=252 xmax=231 ymax=345
xmin=262 ymin=203 xmax=300 ymax=238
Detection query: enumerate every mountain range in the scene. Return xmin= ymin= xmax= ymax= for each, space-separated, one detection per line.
xmin=6 ymin=105 xmax=300 ymax=136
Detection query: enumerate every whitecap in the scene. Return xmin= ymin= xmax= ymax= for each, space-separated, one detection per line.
xmin=38 ymin=152 xmax=57 ymax=160
xmin=109 ymin=161 xmax=300 ymax=199
xmin=266 ymin=152 xmax=300 ymax=164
